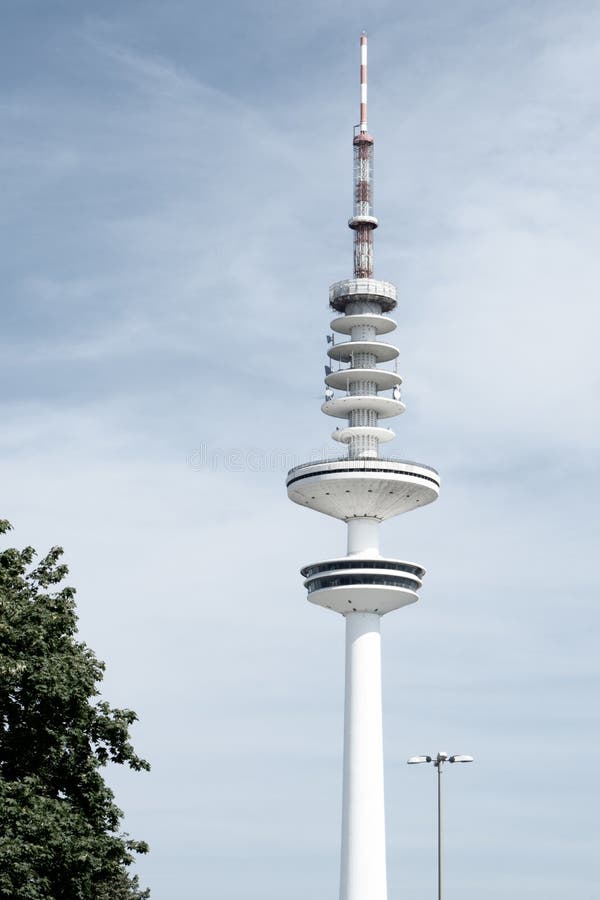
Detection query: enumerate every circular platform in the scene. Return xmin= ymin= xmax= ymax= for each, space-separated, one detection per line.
xmin=286 ymin=457 xmax=440 ymax=521
xmin=322 ymin=395 xmax=405 ymax=419
xmin=328 ymin=341 xmax=399 ymax=363
xmin=330 ymin=314 xmax=397 ymax=336
xmin=300 ymin=557 xmax=426 ymax=615
xmin=329 ymin=278 xmax=397 ymax=313
xmin=325 ymin=368 xmax=401 ymax=391
xmin=348 ymin=215 xmax=379 ymax=230
xmin=331 ymin=425 xmax=395 ymax=444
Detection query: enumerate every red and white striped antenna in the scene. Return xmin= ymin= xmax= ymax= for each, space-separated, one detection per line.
xmin=360 ymin=32 xmax=368 ymax=133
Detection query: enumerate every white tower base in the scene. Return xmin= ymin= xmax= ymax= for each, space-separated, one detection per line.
xmin=340 ymin=611 xmax=387 ymax=900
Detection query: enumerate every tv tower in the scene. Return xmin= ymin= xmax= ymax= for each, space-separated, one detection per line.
xmin=286 ymin=34 xmax=440 ymax=900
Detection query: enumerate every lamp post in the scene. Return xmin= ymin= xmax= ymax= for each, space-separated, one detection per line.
xmin=407 ymin=752 xmax=473 ymax=900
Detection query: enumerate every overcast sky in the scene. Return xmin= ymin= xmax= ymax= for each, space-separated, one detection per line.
xmin=2 ymin=1 xmax=599 ymax=897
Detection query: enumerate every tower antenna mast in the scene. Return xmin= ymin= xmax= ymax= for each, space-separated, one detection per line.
xmin=360 ymin=31 xmax=368 ymax=132
xmin=351 ymin=33 xmax=378 ymax=280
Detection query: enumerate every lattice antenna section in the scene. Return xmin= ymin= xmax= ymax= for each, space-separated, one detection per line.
xmin=350 ymin=34 xmax=378 ymax=278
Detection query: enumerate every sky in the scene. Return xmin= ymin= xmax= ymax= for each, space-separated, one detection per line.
xmin=1 ymin=0 xmax=599 ymax=897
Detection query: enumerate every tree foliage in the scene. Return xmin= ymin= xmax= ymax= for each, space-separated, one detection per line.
xmin=0 ymin=519 xmax=150 ymax=899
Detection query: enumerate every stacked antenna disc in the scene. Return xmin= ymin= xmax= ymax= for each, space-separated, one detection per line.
xmin=325 ymin=278 xmax=402 ymax=460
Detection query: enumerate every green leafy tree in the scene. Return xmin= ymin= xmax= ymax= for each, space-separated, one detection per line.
xmin=0 ymin=519 xmax=150 ymax=899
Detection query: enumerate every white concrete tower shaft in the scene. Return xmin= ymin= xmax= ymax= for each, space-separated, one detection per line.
xmin=341 ymin=612 xmax=386 ymax=900
xmin=341 ymin=517 xmax=387 ymax=900
xmin=286 ymin=33 xmax=440 ymax=900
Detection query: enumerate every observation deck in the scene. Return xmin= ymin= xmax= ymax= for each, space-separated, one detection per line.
xmin=300 ymin=556 xmax=426 ymax=615
xmin=286 ymin=456 xmax=440 ymax=521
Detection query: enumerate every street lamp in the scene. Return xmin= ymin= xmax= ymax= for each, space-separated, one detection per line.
xmin=407 ymin=751 xmax=473 ymax=900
